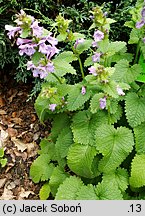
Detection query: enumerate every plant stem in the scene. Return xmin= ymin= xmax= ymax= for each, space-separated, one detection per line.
xmin=51 ymin=73 xmax=62 ymax=84
xmin=134 ymin=40 xmax=141 ymax=64
xmin=78 ymin=55 xmax=85 ymax=79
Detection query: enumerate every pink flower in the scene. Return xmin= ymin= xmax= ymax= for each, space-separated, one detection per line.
xmin=45 ymin=62 xmax=55 ymax=73
xmin=99 ymin=97 xmax=106 ymax=109
xmin=92 ymin=52 xmax=101 ymax=62
xmin=116 ymin=86 xmax=125 ymax=96
xmin=19 ymin=43 xmax=37 ymax=56
xmin=93 ymin=30 xmax=104 ymax=42
xmin=81 ymin=86 xmax=86 ymax=95
xmin=88 ymin=66 xmax=97 ymax=76
xmin=49 ymin=104 xmax=57 ymax=111
xmin=5 ymin=25 xmax=21 ymax=39
xmin=136 ymin=20 xmax=145 ymax=29
xmin=16 ymin=38 xmax=32 ymax=46
xmin=31 ymin=20 xmax=43 ymax=37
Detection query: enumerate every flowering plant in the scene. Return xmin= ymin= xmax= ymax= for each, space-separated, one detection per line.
xmin=5 ymin=0 xmax=145 ymax=200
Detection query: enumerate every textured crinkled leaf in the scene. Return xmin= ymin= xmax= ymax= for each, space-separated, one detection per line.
xmin=134 ymin=122 xmax=145 ymax=154
xmin=103 ymin=168 xmax=129 ymax=192
xmin=49 ymin=166 xmax=69 ymax=196
xmin=106 ymin=99 xmax=118 ymax=114
xmin=95 ymin=125 xmax=134 ymax=173
xmin=55 ymin=176 xmax=84 ymax=200
xmin=72 ymin=32 xmax=85 ymax=41
xmin=113 ymin=60 xmax=142 ymax=83
xmin=95 ymin=180 xmax=123 ymax=200
xmin=54 ymin=51 xmax=77 ymax=63
xmin=90 ymin=93 xmax=104 ymax=113
xmin=128 ymin=29 xmax=141 ymax=44
xmin=67 ymin=143 xmax=98 ymax=178
xmin=125 ymin=92 xmax=145 ymax=127
xmin=84 ymin=56 xmax=93 ymax=67
xmin=98 ymin=41 xmax=126 ymax=56
xmin=110 ymin=105 xmax=122 ymax=124
xmin=67 ymin=85 xmax=91 ymax=111
xmin=56 ymin=127 xmax=73 ymax=158
xmin=76 ymin=184 xmax=99 ymax=200
xmin=53 ymin=59 xmax=76 ymax=76
xmin=39 ymin=182 xmax=51 ymax=200
xmin=30 ymin=155 xmax=54 ymax=183
xmin=76 ymin=39 xmax=93 ymax=54
xmin=102 ymin=80 xmax=119 ymax=98
xmin=71 ymin=110 xmax=97 ymax=146
xmin=39 ymin=138 xmax=56 ymax=160
xmin=51 ymin=113 xmax=70 ymax=141
xmin=130 ymin=154 xmax=145 ymax=188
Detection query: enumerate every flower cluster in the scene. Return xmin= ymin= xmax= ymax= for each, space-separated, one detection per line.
xmin=5 ymin=10 xmax=59 ymax=79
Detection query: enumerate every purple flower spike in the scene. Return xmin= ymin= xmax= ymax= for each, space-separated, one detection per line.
xmin=141 ymin=7 xmax=145 ymax=18
xmin=93 ymin=30 xmax=104 ymax=42
xmin=74 ymin=38 xmax=85 ymax=49
xmin=116 ymin=86 xmax=125 ymax=96
xmin=81 ymin=86 xmax=86 ymax=95
xmin=49 ymin=104 xmax=57 ymax=112
xmin=88 ymin=66 xmax=97 ymax=76
xmin=99 ymin=97 xmax=106 ymax=109
xmin=5 ymin=25 xmax=21 ymax=39
xmin=92 ymin=52 xmax=101 ymax=63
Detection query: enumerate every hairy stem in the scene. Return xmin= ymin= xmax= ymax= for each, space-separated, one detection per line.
xmin=134 ymin=40 xmax=141 ymax=64
xmin=51 ymin=73 xmax=62 ymax=84
xmin=78 ymin=55 xmax=85 ymax=79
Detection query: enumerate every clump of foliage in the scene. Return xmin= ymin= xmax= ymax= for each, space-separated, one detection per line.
xmin=5 ymin=0 xmax=145 ymax=200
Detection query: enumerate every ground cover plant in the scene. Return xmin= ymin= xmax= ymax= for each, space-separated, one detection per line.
xmin=4 ymin=0 xmax=145 ymax=200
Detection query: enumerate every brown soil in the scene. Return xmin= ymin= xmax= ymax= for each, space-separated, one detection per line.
xmin=0 ymin=73 xmax=50 ymax=200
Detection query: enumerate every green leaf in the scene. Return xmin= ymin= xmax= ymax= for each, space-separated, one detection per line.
xmin=39 ymin=138 xmax=56 ymax=160
xmin=71 ymin=110 xmax=97 ymax=146
xmin=49 ymin=166 xmax=69 ymax=196
xmin=98 ymin=41 xmax=126 ymax=56
xmin=53 ymin=59 xmax=76 ymax=76
xmin=32 ymin=52 xmax=44 ymax=65
xmin=128 ymin=29 xmax=141 ymax=44
xmin=90 ymin=93 xmax=104 ymax=113
xmin=55 ymin=176 xmax=84 ymax=200
xmin=72 ymin=32 xmax=85 ymax=41
xmin=51 ymin=113 xmax=70 ymax=141
xmin=134 ymin=122 xmax=145 ymax=154
xmin=0 ymin=148 xmax=4 ymax=157
xmin=76 ymin=184 xmax=99 ymax=200
xmin=56 ymin=127 xmax=73 ymax=158
xmin=39 ymin=182 xmax=51 ymax=200
xmin=54 ymin=51 xmax=77 ymax=63
xmin=110 ymin=105 xmax=123 ymax=124
xmin=130 ymin=154 xmax=145 ymax=188
xmin=35 ymin=95 xmax=50 ymax=122
xmin=0 ymin=158 xmax=7 ymax=167
xmin=102 ymin=80 xmax=119 ymax=98
xmin=76 ymin=39 xmax=92 ymax=54
xmin=67 ymin=84 xmax=91 ymax=111
xmin=56 ymin=32 xmax=67 ymax=41
xmin=30 ymin=155 xmax=54 ymax=183
xmin=113 ymin=60 xmax=141 ymax=83
xmin=95 ymin=180 xmax=123 ymax=200
xmin=103 ymin=168 xmax=129 ymax=192
xmin=67 ymin=143 xmax=98 ymax=178
xmin=125 ymin=92 xmax=145 ymax=127
xmin=84 ymin=55 xmax=93 ymax=67
xmin=95 ymin=125 xmax=134 ymax=173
